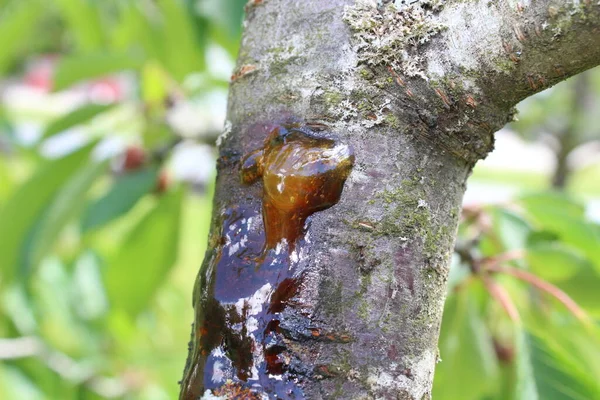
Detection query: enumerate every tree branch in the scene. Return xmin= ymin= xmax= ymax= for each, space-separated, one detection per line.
xmin=425 ymin=0 xmax=600 ymax=108
xmin=487 ymin=264 xmax=591 ymax=325
xmin=423 ymin=0 xmax=600 ymax=159
xmin=481 ymin=274 xmax=522 ymax=323
xmin=181 ymin=1 xmax=600 ymax=398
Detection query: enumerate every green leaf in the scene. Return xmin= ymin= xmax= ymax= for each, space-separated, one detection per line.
xmin=41 ymin=104 xmax=115 ymax=140
xmin=0 ymin=365 xmax=45 ymax=400
xmin=33 ymin=258 xmax=85 ymax=354
xmin=81 ymin=166 xmax=159 ymax=233
xmin=156 ymin=0 xmax=205 ymax=81
xmin=206 ymin=0 xmax=246 ymax=41
xmin=72 ymin=251 xmax=108 ymax=320
xmin=53 ymin=0 xmax=104 ymax=52
xmin=493 ymin=208 xmax=532 ymax=252
xmin=519 ymin=192 xmax=585 ymax=221
xmin=526 ymin=230 xmax=560 ymax=246
xmin=554 ymin=264 xmax=600 ymax=316
xmin=494 ymin=329 xmax=538 ymax=400
xmin=25 ymin=160 xmax=108 ymax=269
xmin=511 ymin=330 xmax=539 ymax=400
xmin=521 ymin=332 xmax=600 ymax=400
xmin=525 ymin=242 xmax=588 ymax=282
xmin=0 ymin=144 xmax=94 ymax=282
xmin=533 ymin=216 xmax=600 ymax=272
xmin=433 ymin=286 xmax=499 ymax=400
xmin=518 ymin=194 xmax=600 ymax=271
xmin=105 ymin=187 xmax=183 ymax=315
xmin=0 ymin=0 xmax=43 ymax=74
xmin=0 ymin=156 xmax=13 ymax=204
xmin=2 ymin=285 xmax=38 ymax=333
xmin=53 ymin=52 xmax=144 ymax=91
xmin=116 ymin=3 xmax=164 ymax=61
xmin=110 ymin=2 xmax=150 ymax=51
xmin=501 ymin=321 xmax=600 ymax=400
xmin=141 ymin=61 xmax=168 ymax=108
xmin=223 ymin=0 xmax=247 ymax=39
xmin=184 ymin=0 xmax=210 ymax=52
xmin=142 ymin=123 xmax=172 ymax=150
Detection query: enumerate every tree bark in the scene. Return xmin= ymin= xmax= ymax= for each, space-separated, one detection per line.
xmin=181 ymin=1 xmax=600 ymax=398
xmin=552 ymin=73 xmax=591 ymax=189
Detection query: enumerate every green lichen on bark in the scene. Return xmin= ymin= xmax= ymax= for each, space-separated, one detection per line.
xmin=369 ymin=176 xmax=454 ymax=271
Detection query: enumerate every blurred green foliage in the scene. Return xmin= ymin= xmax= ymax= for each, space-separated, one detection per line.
xmin=0 ymin=0 xmax=244 ymax=398
xmin=0 ymin=1 xmax=599 ymax=399
xmin=433 ymin=192 xmax=600 ymax=400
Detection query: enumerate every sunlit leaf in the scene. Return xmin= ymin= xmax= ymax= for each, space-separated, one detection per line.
xmin=433 ymin=285 xmax=500 ymax=400
xmin=518 ymin=193 xmax=600 ymax=271
xmin=142 ymin=61 xmax=168 ymax=107
xmin=511 ymin=330 xmax=539 ymax=400
xmin=526 ymin=230 xmax=560 ymax=246
xmin=0 ymin=365 xmax=45 ymax=400
xmin=499 ymin=321 xmax=600 ymax=400
xmin=204 ymin=0 xmax=246 ymax=42
xmin=41 ymin=104 xmax=115 ymax=140
xmin=118 ymin=3 xmax=164 ymax=61
xmin=223 ymin=0 xmax=246 ymax=39
xmin=519 ymin=192 xmax=585 ymax=221
xmin=72 ymin=251 xmax=108 ymax=320
xmin=0 ymin=0 xmax=43 ymax=74
xmin=25 ymin=160 xmax=108 ymax=269
xmin=142 ymin=122 xmax=172 ymax=149
xmin=493 ymin=329 xmax=538 ymax=400
xmin=526 ymin=242 xmax=588 ymax=282
xmin=9 ymin=344 xmax=78 ymax=397
xmin=53 ymin=52 xmax=144 ymax=91
xmin=533 ymin=216 xmax=600 ymax=272
xmin=105 ymin=187 xmax=183 ymax=315
xmin=81 ymin=166 xmax=159 ymax=233
xmin=53 ymin=0 xmax=104 ymax=52
xmin=0 ymin=156 xmax=13 ymax=203
xmin=156 ymin=0 xmax=205 ymax=81
xmin=184 ymin=0 xmax=210 ymax=52
xmin=0 ymin=144 xmax=94 ymax=282
xmin=2 ymin=285 xmax=38 ymax=333
xmin=520 ymin=332 xmax=600 ymax=400
xmin=494 ymin=208 xmax=532 ymax=250
xmin=33 ymin=258 xmax=84 ymax=354
xmin=554 ymin=264 xmax=600 ymax=316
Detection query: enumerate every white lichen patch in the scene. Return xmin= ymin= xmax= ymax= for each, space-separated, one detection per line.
xmin=361 ymin=98 xmax=392 ymax=128
xmin=334 ymin=99 xmax=359 ymax=121
xmin=428 ymin=2 xmax=503 ymax=76
xmin=343 ymin=0 xmax=446 ymax=79
xmin=216 ymin=120 xmax=232 ymax=148
xmin=366 ymin=349 xmax=436 ymax=399
xmin=201 ymin=390 xmax=226 ymax=400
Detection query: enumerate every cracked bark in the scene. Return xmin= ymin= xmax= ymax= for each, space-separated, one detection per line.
xmin=181 ymin=0 xmax=600 ymax=398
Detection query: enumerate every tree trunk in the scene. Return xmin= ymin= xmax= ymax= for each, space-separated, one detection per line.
xmin=551 ymin=73 xmax=591 ymax=189
xmin=180 ymin=1 xmax=600 ymax=398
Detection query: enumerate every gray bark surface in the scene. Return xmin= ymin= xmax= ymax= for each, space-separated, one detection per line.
xmin=181 ymin=1 xmax=600 ymax=398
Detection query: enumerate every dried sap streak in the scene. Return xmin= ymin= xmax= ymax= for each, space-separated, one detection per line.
xmin=181 ymin=125 xmax=354 ymax=400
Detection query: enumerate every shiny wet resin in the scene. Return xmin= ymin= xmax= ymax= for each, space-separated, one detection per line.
xmin=180 ymin=125 xmax=354 ymax=400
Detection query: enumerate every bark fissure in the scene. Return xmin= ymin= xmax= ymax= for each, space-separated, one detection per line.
xmin=182 ymin=0 xmax=600 ymax=398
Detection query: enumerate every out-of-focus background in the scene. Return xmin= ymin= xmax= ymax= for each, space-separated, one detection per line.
xmin=0 ymin=1 xmax=599 ymax=399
